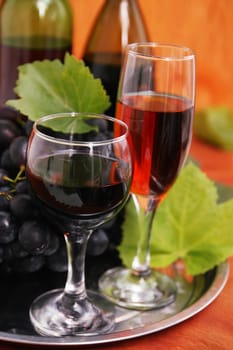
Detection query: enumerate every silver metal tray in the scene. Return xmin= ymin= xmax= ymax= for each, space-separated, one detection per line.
xmin=0 ymin=261 xmax=229 ymax=346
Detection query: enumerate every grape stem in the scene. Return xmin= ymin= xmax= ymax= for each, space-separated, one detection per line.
xmin=3 ymin=165 xmax=26 ymax=184
xmin=1 ymin=165 xmax=27 ymax=199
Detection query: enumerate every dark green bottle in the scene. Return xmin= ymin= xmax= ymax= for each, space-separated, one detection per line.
xmin=0 ymin=0 xmax=72 ymax=108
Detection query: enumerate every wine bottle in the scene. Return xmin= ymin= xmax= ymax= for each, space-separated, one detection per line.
xmin=82 ymin=0 xmax=149 ymax=117
xmin=0 ymin=0 xmax=73 ymax=109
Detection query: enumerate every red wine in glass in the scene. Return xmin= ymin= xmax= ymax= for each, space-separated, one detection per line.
xmin=27 ymin=152 xmax=130 ymax=222
xmin=27 ymin=113 xmax=132 ymax=336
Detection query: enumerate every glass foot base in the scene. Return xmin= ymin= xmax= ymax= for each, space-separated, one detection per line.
xmin=99 ymin=267 xmax=176 ymax=310
xmin=30 ymin=289 xmax=115 ymax=337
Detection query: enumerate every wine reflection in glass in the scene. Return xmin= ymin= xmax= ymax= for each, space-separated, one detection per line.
xmin=26 ymin=113 xmax=132 ymax=336
xmin=99 ymin=42 xmax=195 ymax=310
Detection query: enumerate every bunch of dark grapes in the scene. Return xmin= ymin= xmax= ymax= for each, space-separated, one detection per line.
xmin=0 ymin=107 xmax=122 ymax=277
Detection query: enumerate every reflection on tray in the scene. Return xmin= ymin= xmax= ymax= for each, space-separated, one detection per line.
xmin=0 ymin=262 xmax=228 ymax=345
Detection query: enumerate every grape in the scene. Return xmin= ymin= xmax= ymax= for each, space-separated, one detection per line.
xmin=0 ymin=185 xmax=12 ymax=194
xmin=0 ymin=185 xmax=11 ymax=193
xmin=15 ymin=179 xmax=30 ymax=194
xmin=9 ymin=136 xmax=28 ymax=167
xmin=87 ymin=229 xmax=109 ymax=256
xmin=14 ymin=255 xmax=45 ymax=273
xmin=0 ymin=106 xmax=26 ymax=124
xmin=18 ymin=220 xmax=50 ymax=255
xmin=101 ymin=217 xmax=117 ymax=230
xmin=0 ymin=119 xmax=22 ymax=149
xmin=44 ymin=231 xmax=60 ymax=256
xmin=46 ymin=245 xmax=67 ymax=272
xmin=10 ymin=193 xmax=36 ymax=220
xmin=0 ymin=211 xmax=18 ymax=244
xmin=0 ymin=149 xmax=18 ymax=175
xmin=3 ymin=244 xmax=14 ymax=261
xmin=0 ymin=106 xmax=18 ymax=121
xmin=23 ymin=119 xmax=34 ymax=137
xmin=0 ymin=168 xmax=9 ymax=186
xmin=10 ymin=241 xmax=29 ymax=258
xmin=0 ymin=196 xmax=9 ymax=211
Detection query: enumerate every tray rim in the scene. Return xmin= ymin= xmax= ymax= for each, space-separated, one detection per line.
xmin=0 ymin=261 xmax=229 ymax=347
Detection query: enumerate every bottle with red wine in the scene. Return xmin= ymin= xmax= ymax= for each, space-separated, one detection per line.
xmin=82 ymin=0 xmax=149 ymax=118
xmin=0 ymin=0 xmax=73 ymax=110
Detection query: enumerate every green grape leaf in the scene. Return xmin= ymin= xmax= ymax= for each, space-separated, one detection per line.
xmin=120 ymin=162 xmax=233 ymax=275
xmin=41 ymin=114 xmax=98 ymax=134
xmin=6 ymin=53 xmax=110 ymax=122
xmin=194 ymin=106 xmax=233 ymax=151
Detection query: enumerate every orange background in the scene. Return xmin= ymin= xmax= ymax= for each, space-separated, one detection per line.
xmin=69 ymin=0 xmax=233 ymax=112
xmin=0 ymin=0 xmax=232 ymax=112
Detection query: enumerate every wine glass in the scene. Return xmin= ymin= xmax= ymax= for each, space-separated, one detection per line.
xmin=99 ymin=42 xmax=195 ymax=310
xmin=26 ymin=112 xmax=132 ymax=336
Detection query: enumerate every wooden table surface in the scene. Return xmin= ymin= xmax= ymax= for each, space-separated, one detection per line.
xmin=0 ymin=136 xmax=233 ymax=350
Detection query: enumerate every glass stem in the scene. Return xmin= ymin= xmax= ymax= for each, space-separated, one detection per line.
xmin=131 ymin=193 xmax=159 ymax=277
xmin=63 ymin=229 xmax=92 ymax=302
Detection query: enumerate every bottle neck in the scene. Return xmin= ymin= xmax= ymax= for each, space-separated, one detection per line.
xmin=84 ymin=0 xmax=148 ymax=54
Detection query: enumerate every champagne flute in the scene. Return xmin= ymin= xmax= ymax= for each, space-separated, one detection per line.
xmin=26 ymin=112 xmax=132 ymax=336
xmin=99 ymin=42 xmax=195 ymax=310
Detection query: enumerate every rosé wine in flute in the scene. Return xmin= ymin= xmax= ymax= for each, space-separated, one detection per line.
xmin=99 ymin=42 xmax=195 ymax=310
xmin=116 ymin=93 xmax=193 ymax=199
